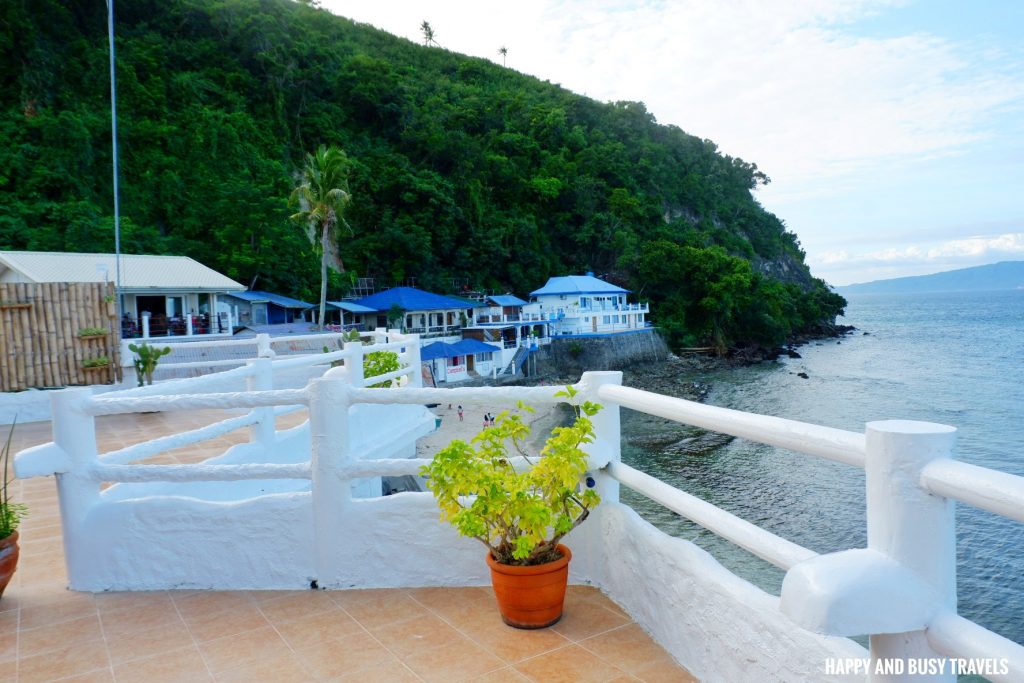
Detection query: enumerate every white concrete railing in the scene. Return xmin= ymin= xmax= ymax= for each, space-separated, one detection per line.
xmin=13 ymin=362 xmax=1024 ymax=681
xmin=48 ymin=330 xmax=424 ymax=484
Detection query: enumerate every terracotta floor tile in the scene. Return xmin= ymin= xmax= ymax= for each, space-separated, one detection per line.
xmin=0 ymin=659 xmax=16 ymax=681
xmin=100 ymin=600 xmax=186 ymax=638
xmin=296 ymin=630 xmax=398 ymax=680
xmin=401 ymin=634 xmax=506 ymax=683
xmin=19 ymin=612 xmax=104 ymax=657
xmin=460 ymin=614 xmax=572 ymax=663
xmin=515 ymin=644 xmax=627 ymax=683
xmin=0 ymin=622 xmax=16 ymax=662
xmin=550 ymin=598 xmax=630 ymax=642
xmin=183 ymin=601 xmax=270 ymax=643
xmin=17 ymin=639 xmax=112 ymax=683
xmin=471 ymin=668 xmax=532 ymax=682
xmin=173 ymin=590 xmax=255 ymax=621
xmin=198 ymin=624 xmax=291 ymax=673
xmin=273 ymin=606 xmax=363 ymax=649
xmin=580 ymin=624 xmax=686 ymax=677
xmin=93 ymin=589 xmax=171 ymax=614
xmin=257 ymin=590 xmax=337 ymax=625
xmin=632 ymin=657 xmax=700 ymax=683
xmin=112 ymin=644 xmax=214 ymax=683
xmin=57 ymin=668 xmax=117 ymax=682
xmin=216 ymin=650 xmax=315 ymax=683
xmin=369 ymin=612 xmax=464 ymax=657
xmin=335 ymin=664 xmax=423 ymax=682
xmin=333 ymin=590 xmax=429 ymax=630
xmin=105 ymin=619 xmax=196 ymax=665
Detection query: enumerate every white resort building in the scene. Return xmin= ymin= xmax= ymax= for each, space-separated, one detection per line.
xmin=525 ymin=273 xmax=649 ymax=336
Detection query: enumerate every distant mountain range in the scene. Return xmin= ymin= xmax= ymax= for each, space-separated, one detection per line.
xmin=838 ymin=261 xmax=1024 ymax=294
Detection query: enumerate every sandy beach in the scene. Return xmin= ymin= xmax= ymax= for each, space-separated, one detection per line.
xmin=415 ymin=400 xmax=568 ymax=459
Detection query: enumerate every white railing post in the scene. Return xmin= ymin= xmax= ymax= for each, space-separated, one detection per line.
xmin=141 ymin=312 xmax=150 ymax=338
xmin=344 ymin=341 xmax=364 ymax=387
xmin=246 ymin=357 xmax=276 ymax=452
xmin=256 ymin=333 xmax=275 ymax=359
xmin=50 ymin=388 xmax=101 ymax=590
xmin=865 ymin=420 xmax=957 ymax=682
xmin=402 ymin=333 xmax=422 ymax=387
xmin=574 ymin=371 xmax=622 ymax=585
xmin=308 ymin=376 xmax=351 ymax=586
xmin=185 ymin=315 xmax=193 ymax=336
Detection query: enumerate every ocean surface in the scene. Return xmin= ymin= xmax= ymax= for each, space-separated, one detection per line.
xmin=621 ymin=290 xmax=1024 ymax=651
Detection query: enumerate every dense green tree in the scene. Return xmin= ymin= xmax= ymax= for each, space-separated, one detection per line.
xmin=289 ymin=145 xmax=352 ymax=330
xmin=0 ymin=0 xmax=844 ymax=349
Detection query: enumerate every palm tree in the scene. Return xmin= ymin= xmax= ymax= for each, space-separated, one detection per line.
xmin=498 ymin=46 xmax=508 ymax=66
xmin=289 ymin=144 xmax=352 ymax=331
xmin=421 ymin=21 xmax=437 ymax=46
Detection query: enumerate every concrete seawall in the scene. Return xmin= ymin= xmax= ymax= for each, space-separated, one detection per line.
xmin=534 ymin=329 xmax=669 ymax=376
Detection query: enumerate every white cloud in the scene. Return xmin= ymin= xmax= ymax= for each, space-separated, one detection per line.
xmin=813 ymin=232 xmax=1024 ymax=283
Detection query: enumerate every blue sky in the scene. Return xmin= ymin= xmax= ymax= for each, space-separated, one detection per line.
xmin=327 ymin=1 xmax=1024 ymax=285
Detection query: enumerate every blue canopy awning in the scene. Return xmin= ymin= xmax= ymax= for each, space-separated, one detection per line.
xmin=421 ymin=339 xmax=500 ymax=361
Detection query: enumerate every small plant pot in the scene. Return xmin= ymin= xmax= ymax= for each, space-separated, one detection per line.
xmin=77 ymin=334 xmax=107 ymax=341
xmin=486 ymin=544 xmax=571 ymax=629
xmin=0 ymin=531 xmax=19 ymax=598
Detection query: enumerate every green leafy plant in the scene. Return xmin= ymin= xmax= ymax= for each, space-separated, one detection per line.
xmin=421 ymin=386 xmax=601 ymax=566
xmin=82 ymin=356 xmax=111 ymax=368
xmin=1 ymin=420 xmax=27 ymax=539
xmin=77 ymin=326 xmax=107 ymax=337
xmin=364 ymin=350 xmax=401 ymax=388
xmin=128 ymin=342 xmax=172 ymax=386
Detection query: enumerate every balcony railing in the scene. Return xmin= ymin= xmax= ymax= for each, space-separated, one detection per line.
xmin=13 ymin=341 xmax=1024 ymax=682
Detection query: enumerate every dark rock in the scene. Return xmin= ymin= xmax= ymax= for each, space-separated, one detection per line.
xmin=797 ymin=372 xmax=809 ymax=379
xmin=786 ymin=349 xmax=802 ymax=358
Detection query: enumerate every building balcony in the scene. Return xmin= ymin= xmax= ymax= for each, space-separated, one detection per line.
xmin=6 ymin=412 xmax=695 ymax=683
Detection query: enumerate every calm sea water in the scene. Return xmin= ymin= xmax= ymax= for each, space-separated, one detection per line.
xmin=621 ymin=290 xmax=1024 ymax=648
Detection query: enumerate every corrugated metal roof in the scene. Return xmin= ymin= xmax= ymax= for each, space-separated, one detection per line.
xmin=0 ymin=251 xmax=245 ymax=291
xmin=487 ymin=294 xmax=529 ymax=307
xmin=352 ymin=287 xmax=475 ymax=312
xmin=326 ymin=300 xmax=377 ymax=314
xmin=530 ymin=275 xmax=629 ymax=297
xmin=237 ymin=290 xmax=313 ymax=309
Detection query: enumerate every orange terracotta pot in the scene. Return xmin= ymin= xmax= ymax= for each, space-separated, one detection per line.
xmin=486 ymin=544 xmax=571 ymax=629
xmin=0 ymin=531 xmax=19 ymax=599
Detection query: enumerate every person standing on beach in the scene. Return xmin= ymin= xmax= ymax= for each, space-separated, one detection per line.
xmin=458 ymin=405 xmax=464 ymax=421
xmin=483 ymin=413 xmax=490 ymax=429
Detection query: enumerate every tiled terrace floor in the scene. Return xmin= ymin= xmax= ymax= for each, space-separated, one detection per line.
xmin=3 ymin=411 xmax=698 ymax=682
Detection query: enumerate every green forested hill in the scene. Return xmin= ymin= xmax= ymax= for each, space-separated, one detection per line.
xmin=0 ymin=0 xmax=844 ymax=349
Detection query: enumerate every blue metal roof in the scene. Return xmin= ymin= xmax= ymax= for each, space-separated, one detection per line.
xmin=452 ymin=338 xmax=501 ymax=355
xmin=530 ymin=275 xmax=629 ymax=297
xmin=421 ymin=339 xmax=500 ymax=360
xmin=352 ymin=287 xmax=475 ymax=312
xmin=487 ymin=294 xmax=529 ymax=307
xmin=326 ymin=300 xmax=377 ymax=314
xmin=420 ymin=341 xmax=460 ymax=361
xmin=228 ymin=290 xmax=314 ymax=308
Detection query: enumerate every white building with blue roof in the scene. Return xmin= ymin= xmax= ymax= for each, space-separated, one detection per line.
xmin=349 ymin=287 xmax=476 ymax=341
xmin=526 ymin=272 xmax=649 ymax=336
xmin=222 ymin=290 xmax=314 ymax=326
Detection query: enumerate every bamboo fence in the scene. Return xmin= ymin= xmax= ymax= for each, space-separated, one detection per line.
xmin=0 ymin=282 xmax=121 ymax=391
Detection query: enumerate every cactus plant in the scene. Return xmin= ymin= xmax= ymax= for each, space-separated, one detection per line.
xmin=128 ymin=342 xmax=172 ymax=386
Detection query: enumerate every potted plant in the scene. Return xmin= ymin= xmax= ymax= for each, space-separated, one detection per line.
xmin=1 ymin=420 xmax=26 ymax=598
xmin=420 ymin=386 xmax=601 ymax=628
xmin=128 ymin=342 xmax=172 ymax=386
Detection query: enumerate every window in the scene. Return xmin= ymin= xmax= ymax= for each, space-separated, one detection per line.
xmin=447 ymin=356 xmax=463 ymax=367
xmin=477 ymin=352 xmax=493 ymax=362
xmin=602 ymin=315 xmax=611 ymax=324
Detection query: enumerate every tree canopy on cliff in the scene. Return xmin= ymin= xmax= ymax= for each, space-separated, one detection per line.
xmin=0 ymin=0 xmax=844 ymax=349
